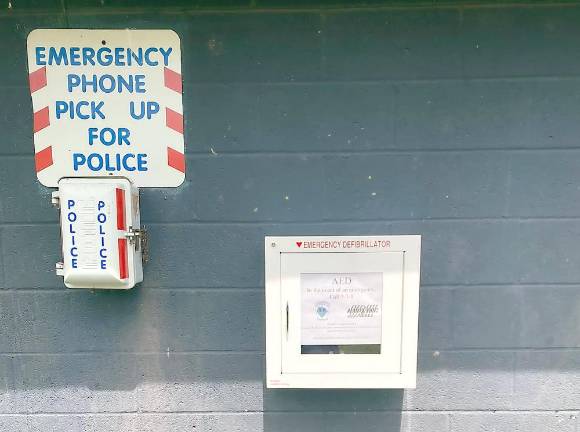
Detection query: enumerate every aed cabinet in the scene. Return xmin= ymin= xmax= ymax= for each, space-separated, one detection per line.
xmin=265 ymin=235 xmax=421 ymax=389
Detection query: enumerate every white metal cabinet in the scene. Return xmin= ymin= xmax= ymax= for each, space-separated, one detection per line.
xmin=54 ymin=177 xmax=143 ymax=289
xmin=265 ymin=235 xmax=421 ymax=389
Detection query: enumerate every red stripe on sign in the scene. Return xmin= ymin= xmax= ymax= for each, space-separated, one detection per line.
xmin=35 ymin=146 xmax=53 ymax=172
xmin=33 ymin=106 xmax=50 ymax=133
xmin=166 ymin=107 xmax=183 ymax=134
xmin=29 ymin=66 xmax=47 ymax=93
xmin=167 ymin=147 xmax=185 ymax=173
xmin=116 ymin=188 xmax=126 ymax=231
xmin=118 ymin=238 xmax=128 ymax=280
xmin=164 ymin=67 xmax=182 ymax=94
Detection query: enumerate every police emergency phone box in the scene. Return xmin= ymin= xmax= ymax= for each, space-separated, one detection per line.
xmin=54 ymin=178 xmax=143 ymax=289
xmin=27 ymin=29 xmax=185 ymax=289
xmin=265 ymin=235 xmax=421 ymax=389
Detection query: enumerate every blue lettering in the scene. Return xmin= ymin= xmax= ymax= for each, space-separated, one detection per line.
xmin=76 ymin=101 xmax=90 ymax=120
xmin=137 ymin=153 xmax=148 ymax=171
xmin=70 ymin=247 xmax=78 ymax=257
xmin=72 ymin=153 xmax=148 ymax=172
xmin=72 ymin=258 xmax=78 ymax=269
xmin=87 ymin=153 xmax=103 ymax=171
xmin=35 ymin=47 xmax=46 ymax=66
xmin=36 ymin=46 xmax=172 ymax=67
xmin=67 ymin=74 xmax=81 ymax=92
xmin=67 ymin=74 xmax=146 ymax=94
xmin=135 ymin=75 xmax=146 ymax=93
xmin=130 ymin=101 xmax=160 ymax=120
xmin=101 ymin=128 xmax=116 ymax=146
xmin=100 ymin=75 xmax=116 ymax=93
xmin=124 ymin=154 xmax=136 ymax=171
xmin=159 ymin=47 xmax=172 ymax=66
xmin=59 ymin=101 xmax=105 ymax=120
xmin=69 ymin=47 xmax=81 ymax=65
xmin=67 ymin=211 xmax=77 ymax=222
xmin=48 ymin=47 xmax=68 ymax=65
xmin=97 ymin=47 xmax=113 ymax=66
xmin=117 ymin=75 xmax=134 ymax=93
xmin=128 ymin=48 xmax=143 ymax=66
xmin=82 ymin=47 xmax=95 ymax=65
xmin=97 ymin=213 xmax=106 ymax=223
xmin=93 ymin=101 xmax=105 ymax=119
xmin=144 ymin=47 xmax=159 ymax=66
xmin=130 ymin=101 xmax=145 ymax=120
xmin=105 ymin=154 xmax=116 ymax=171
xmin=82 ymin=74 xmax=98 ymax=93
xmin=88 ymin=128 xmax=98 ymax=145
xmin=73 ymin=153 xmax=86 ymax=171
xmin=147 ymin=101 xmax=159 ymax=118
xmin=114 ymin=47 xmax=125 ymax=66
xmin=119 ymin=128 xmax=130 ymax=145
xmin=100 ymin=259 xmax=106 ymax=270
xmin=99 ymin=248 xmax=107 ymax=259
xmin=55 ymin=101 xmax=69 ymax=119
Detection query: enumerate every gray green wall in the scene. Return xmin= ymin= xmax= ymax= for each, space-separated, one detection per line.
xmin=1 ymin=1 xmax=580 ymax=430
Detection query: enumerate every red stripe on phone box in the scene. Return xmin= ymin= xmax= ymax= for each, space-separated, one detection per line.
xmin=118 ymin=238 xmax=128 ymax=280
xmin=35 ymin=146 xmax=53 ymax=172
xmin=29 ymin=66 xmax=47 ymax=93
xmin=166 ymin=107 xmax=183 ymax=134
xmin=167 ymin=147 xmax=185 ymax=173
xmin=116 ymin=188 xmax=126 ymax=231
xmin=33 ymin=106 xmax=50 ymax=133
xmin=164 ymin=67 xmax=182 ymax=94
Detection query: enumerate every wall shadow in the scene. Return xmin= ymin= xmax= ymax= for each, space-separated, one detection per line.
xmin=263 ymin=388 xmax=404 ymax=432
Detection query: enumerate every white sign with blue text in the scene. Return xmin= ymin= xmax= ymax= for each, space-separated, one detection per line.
xmin=27 ymin=29 xmax=185 ymax=187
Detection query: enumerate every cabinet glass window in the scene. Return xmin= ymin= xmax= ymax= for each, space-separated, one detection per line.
xmin=300 ymin=272 xmax=383 ymax=355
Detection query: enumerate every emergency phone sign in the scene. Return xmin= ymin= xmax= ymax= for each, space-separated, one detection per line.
xmin=27 ymin=29 xmax=185 ymax=187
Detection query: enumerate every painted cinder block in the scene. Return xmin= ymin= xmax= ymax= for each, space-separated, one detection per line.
xmin=449 ymin=412 xmax=577 ymax=432
xmin=0 ymin=157 xmax=55 ymax=224
xmin=0 ymin=15 xmax=65 ymax=87
xmin=264 ymin=412 xmax=448 ymax=432
xmin=418 ymin=287 xmax=453 ymax=351
xmin=12 ymin=290 xmax=263 ymax=352
xmin=508 ymin=151 xmax=580 ymax=217
xmin=1 ymin=226 xmax=61 ymax=289
xmin=513 ymin=350 xmax=580 ymax=411
xmin=0 ymin=414 xmax=263 ymax=432
xmin=461 ymin=6 xmax=580 ymax=78
xmin=0 ymin=86 xmax=34 ymax=155
xmin=140 ymin=152 xmax=510 ymax=224
xmin=9 ymin=353 xmax=262 ymax=414
xmin=395 ymin=80 xmax=580 ymax=151
xmin=0 ymin=293 xmax=18 ymax=352
xmin=0 ymin=357 xmax=15 ymax=413
xmin=1 ymin=2 xmax=580 ymax=431
xmin=323 ymin=9 xmax=464 ymax=81
xmin=451 ymin=286 xmax=521 ymax=349
xmin=406 ymin=351 xmax=515 ymax=411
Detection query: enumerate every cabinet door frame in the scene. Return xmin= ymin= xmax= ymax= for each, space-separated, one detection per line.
xmin=281 ymin=251 xmax=404 ymax=375
xmin=266 ymin=235 xmax=421 ymax=389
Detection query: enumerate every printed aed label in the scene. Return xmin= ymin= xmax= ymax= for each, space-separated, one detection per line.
xmin=27 ymin=29 xmax=185 ymax=187
xmin=301 ymin=272 xmax=383 ymax=347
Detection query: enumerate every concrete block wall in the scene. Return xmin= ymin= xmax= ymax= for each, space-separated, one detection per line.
xmin=1 ymin=1 xmax=580 ymax=430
